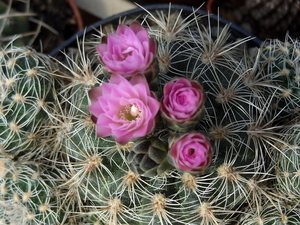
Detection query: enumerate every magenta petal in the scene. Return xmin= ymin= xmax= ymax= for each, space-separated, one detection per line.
xmin=96 ymin=125 xmax=112 ymax=138
xmin=88 ymin=75 xmax=160 ymax=145
xmin=164 ymin=81 xmax=175 ymax=95
xmin=109 ymin=74 xmax=125 ymax=85
xmin=96 ymin=44 xmax=108 ymax=56
xmin=168 ymin=132 xmax=212 ymax=173
xmin=129 ymin=21 xmax=144 ymax=33
xmin=161 ymin=78 xmax=204 ymax=123
xmin=95 ymin=114 xmax=113 ymax=137
xmin=88 ymin=101 xmax=104 ymax=117
xmin=145 ymin=118 xmax=154 ymax=133
xmin=115 ymin=24 xmax=128 ymax=35
xmin=96 ymin=21 xmax=156 ymax=77
xmin=114 ymin=132 xmax=135 ymax=145
xmin=130 ymin=73 xmax=147 ymax=86
xmin=136 ymin=29 xmax=149 ymax=45
xmin=147 ymin=96 xmax=160 ymax=115
xmin=135 ymin=120 xmax=149 ymax=135
xmin=88 ymin=86 xmax=102 ymax=103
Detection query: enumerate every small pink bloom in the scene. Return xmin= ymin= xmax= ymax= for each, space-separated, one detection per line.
xmin=96 ymin=22 xmax=157 ymax=79
xmin=88 ymin=74 xmax=160 ymax=145
xmin=168 ymin=132 xmax=212 ymax=174
xmin=161 ymin=78 xmax=205 ymax=131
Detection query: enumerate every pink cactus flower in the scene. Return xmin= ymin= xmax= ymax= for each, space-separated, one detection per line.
xmin=96 ymin=22 xmax=157 ymax=79
xmin=88 ymin=74 xmax=160 ymax=145
xmin=168 ymin=132 xmax=212 ymax=174
xmin=161 ymin=78 xmax=205 ymax=131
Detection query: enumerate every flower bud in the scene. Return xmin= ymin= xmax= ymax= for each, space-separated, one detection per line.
xmin=161 ymin=78 xmax=205 ymax=131
xmin=167 ymin=132 xmax=212 ymax=174
xmin=96 ymin=21 xmax=158 ymax=82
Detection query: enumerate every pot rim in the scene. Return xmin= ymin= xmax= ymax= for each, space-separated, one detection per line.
xmin=49 ymin=3 xmax=262 ymax=57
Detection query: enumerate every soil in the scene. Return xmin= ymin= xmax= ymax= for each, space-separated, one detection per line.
xmin=29 ymin=0 xmax=80 ymax=53
xmin=6 ymin=0 xmax=87 ymax=54
xmin=214 ymin=0 xmax=300 ymax=41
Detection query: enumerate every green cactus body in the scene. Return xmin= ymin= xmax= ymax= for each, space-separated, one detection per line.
xmin=46 ymin=8 xmax=293 ymax=225
xmin=0 ymin=159 xmax=62 ymax=225
xmin=0 ymin=44 xmax=56 ymax=160
xmin=274 ymin=125 xmax=300 ymax=203
xmin=238 ymin=198 xmax=300 ymax=225
xmin=257 ymin=38 xmax=300 ymax=120
xmin=128 ymin=137 xmax=171 ymax=177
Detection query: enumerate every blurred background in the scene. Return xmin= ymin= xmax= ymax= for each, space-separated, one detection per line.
xmin=0 ymin=0 xmax=299 ymax=53
xmin=74 ymin=0 xmax=300 ymax=42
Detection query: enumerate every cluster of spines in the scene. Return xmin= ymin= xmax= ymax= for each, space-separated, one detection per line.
xmin=0 ymin=0 xmax=42 ymax=47
xmin=0 ymin=44 xmax=57 ymax=160
xmin=256 ymin=37 xmax=300 ymax=120
xmin=0 ymin=159 xmax=63 ymax=225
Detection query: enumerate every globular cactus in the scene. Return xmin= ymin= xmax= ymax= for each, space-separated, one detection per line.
xmin=237 ymin=195 xmax=300 ymax=225
xmin=255 ymin=37 xmax=300 ymax=121
xmin=0 ymin=159 xmax=63 ymax=225
xmin=0 ymin=43 xmax=58 ymax=161
xmin=45 ymin=6 xmax=300 ymax=225
xmin=273 ymin=124 xmax=300 ymax=205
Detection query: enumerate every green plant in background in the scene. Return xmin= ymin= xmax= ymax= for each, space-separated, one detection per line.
xmin=1 ymin=4 xmax=300 ymax=225
xmin=257 ymin=38 xmax=300 ymax=121
xmin=0 ymin=0 xmax=37 ymax=47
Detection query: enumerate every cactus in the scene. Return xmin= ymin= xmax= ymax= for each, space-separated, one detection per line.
xmin=0 ymin=0 xmax=40 ymax=47
xmin=255 ymin=37 xmax=300 ymax=121
xmin=1 ymin=4 xmax=300 ymax=225
xmin=273 ymin=124 xmax=300 ymax=204
xmin=0 ymin=43 xmax=58 ymax=161
xmin=0 ymin=159 xmax=63 ymax=225
xmin=44 ymin=6 xmax=300 ymax=225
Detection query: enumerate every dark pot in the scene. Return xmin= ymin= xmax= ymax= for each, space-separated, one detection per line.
xmin=49 ymin=3 xmax=262 ymax=57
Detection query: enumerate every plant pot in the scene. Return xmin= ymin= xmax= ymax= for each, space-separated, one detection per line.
xmin=66 ymin=0 xmax=84 ymax=31
xmin=50 ymin=3 xmax=261 ymax=57
xmin=206 ymin=0 xmax=219 ymax=12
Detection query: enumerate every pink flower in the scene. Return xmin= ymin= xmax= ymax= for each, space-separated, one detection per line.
xmin=168 ymin=132 xmax=212 ymax=174
xmin=161 ymin=78 xmax=205 ymax=131
xmin=96 ymin=22 xmax=157 ymax=79
xmin=88 ymin=74 xmax=160 ymax=145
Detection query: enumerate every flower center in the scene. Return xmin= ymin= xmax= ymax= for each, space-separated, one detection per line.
xmin=120 ymin=47 xmax=134 ymax=60
xmin=188 ymin=148 xmax=195 ymax=155
xmin=177 ymin=95 xmax=187 ymax=105
xmin=119 ymin=104 xmax=142 ymax=121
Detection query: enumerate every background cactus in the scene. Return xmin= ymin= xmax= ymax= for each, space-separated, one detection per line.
xmin=0 ymin=0 xmax=43 ymax=47
xmin=255 ymin=37 xmax=300 ymax=121
xmin=0 ymin=159 xmax=63 ymax=225
xmin=0 ymin=43 xmax=58 ymax=161
xmin=1 ymin=4 xmax=300 ymax=225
